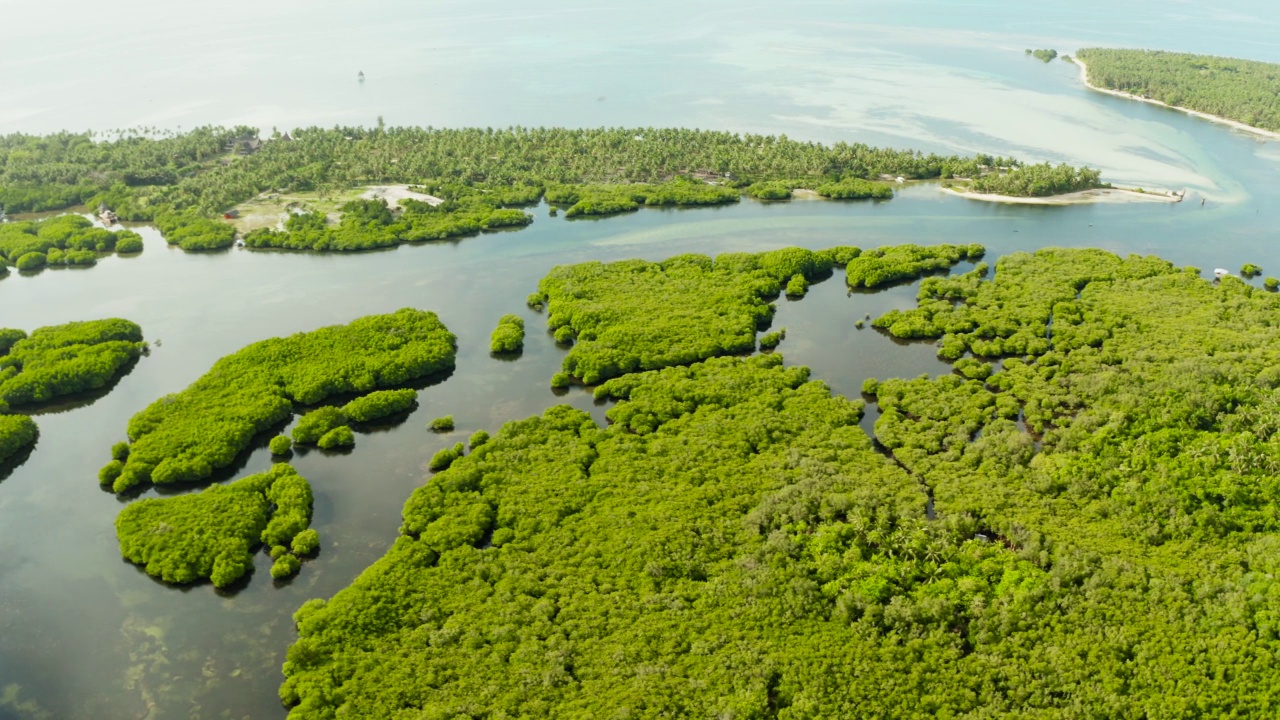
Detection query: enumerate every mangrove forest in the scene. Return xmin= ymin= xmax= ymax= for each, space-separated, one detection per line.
xmin=276 ymin=246 xmax=1280 ymax=717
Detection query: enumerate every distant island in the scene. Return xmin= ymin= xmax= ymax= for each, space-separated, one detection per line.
xmin=0 ymin=127 xmax=1112 ymax=266
xmin=1074 ymin=48 xmax=1280 ymax=138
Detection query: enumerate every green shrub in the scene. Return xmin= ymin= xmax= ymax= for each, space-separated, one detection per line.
xmin=954 ymin=357 xmax=993 ymax=380
xmin=1241 ymin=263 xmax=1263 ymax=277
xmin=537 ymin=248 xmax=834 ymax=384
xmin=815 ymin=178 xmax=894 ymax=199
xmin=846 ymin=244 xmax=977 ymax=289
xmin=342 ymin=388 xmax=417 ymax=422
xmin=0 ymin=414 xmax=38 ymax=464
xmin=469 ymin=430 xmax=490 ymax=449
xmin=0 ymin=329 xmax=26 ymax=355
xmin=428 ymin=446 xmax=461 ymax=471
xmin=490 ymin=314 xmax=525 ymax=353
xmin=15 ymin=252 xmax=46 ymax=271
xmin=115 ymin=231 xmax=144 ymax=254
xmin=759 ymin=328 xmax=786 ymax=350
xmin=102 ymin=309 xmax=456 ymax=492
xmin=1265 ymin=277 xmax=1279 ymax=291
xmin=0 ymin=318 xmax=145 ymax=409
xmin=291 ymin=528 xmax=320 ymax=556
xmin=111 ymin=441 xmax=130 ymax=461
xmin=271 ymin=554 xmax=301 ymax=580
xmin=293 ymin=407 xmax=347 ymax=445
xmin=785 ymin=274 xmax=809 ymax=298
xmin=115 ymin=464 xmax=312 ymax=588
xmin=317 ymin=425 xmax=355 ymax=450
xmin=269 ymin=435 xmax=293 ymax=455
xmin=744 ymin=180 xmax=795 ymax=200
xmin=967 ymin=162 xmax=1103 ymax=197
xmin=429 ymin=415 xmax=455 ymax=432
xmin=98 ymin=459 xmax=124 ymax=486
xmin=154 ymin=212 xmax=236 ymax=251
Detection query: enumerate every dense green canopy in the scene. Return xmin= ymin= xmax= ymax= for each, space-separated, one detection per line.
xmin=282 ymin=355 xmax=958 ymax=718
xmin=545 ymin=179 xmax=740 ymax=217
xmin=489 ymin=314 xmax=525 ymax=354
xmin=0 ymin=318 xmax=144 ymax=410
xmin=102 ymin=309 xmax=456 ymax=492
xmin=965 ymin=162 xmax=1105 ymax=197
xmin=281 ymin=246 xmax=1280 ymax=716
xmin=1077 ymin=48 xmax=1280 ymax=131
xmin=0 ymin=214 xmax=143 ymax=272
xmin=244 ymin=197 xmax=532 ymax=253
xmin=116 ymin=463 xmax=315 ymax=588
xmin=0 ymin=414 xmax=38 ymax=467
xmin=532 ymin=248 xmax=837 ymax=384
xmin=844 ymin=243 xmax=981 ymax=289
xmin=1 ymin=125 xmax=1076 ymax=255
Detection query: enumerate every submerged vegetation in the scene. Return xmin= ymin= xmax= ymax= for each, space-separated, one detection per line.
xmin=101 ymin=309 xmax=455 ymax=492
xmin=1077 ymin=48 xmax=1280 ymax=131
xmin=281 ymin=247 xmax=1280 ymax=716
xmin=116 ymin=463 xmax=314 ymax=588
xmin=0 ymin=319 xmax=144 ymax=410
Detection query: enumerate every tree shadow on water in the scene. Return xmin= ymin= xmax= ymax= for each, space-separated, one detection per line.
xmin=20 ymin=355 xmax=144 ymax=417
xmin=0 ymin=441 xmax=37 ymax=485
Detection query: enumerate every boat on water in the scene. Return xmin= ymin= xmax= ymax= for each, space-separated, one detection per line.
xmin=98 ymin=204 xmax=118 ymax=225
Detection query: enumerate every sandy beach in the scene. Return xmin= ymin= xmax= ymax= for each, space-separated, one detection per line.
xmin=360 ymin=185 xmax=444 ymax=210
xmin=1071 ymin=57 xmax=1280 ymax=142
xmin=943 ymin=186 xmax=1181 ymax=205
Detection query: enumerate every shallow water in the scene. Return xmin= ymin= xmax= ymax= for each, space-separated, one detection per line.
xmin=1 ymin=2 xmax=1280 ymax=717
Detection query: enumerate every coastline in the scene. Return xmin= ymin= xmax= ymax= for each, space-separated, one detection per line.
xmin=942 ymin=186 xmax=1181 ymax=206
xmin=1070 ymin=57 xmax=1280 ymax=142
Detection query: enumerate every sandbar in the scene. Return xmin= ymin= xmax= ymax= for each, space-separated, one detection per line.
xmin=943 ymin=186 xmax=1181 ymax=205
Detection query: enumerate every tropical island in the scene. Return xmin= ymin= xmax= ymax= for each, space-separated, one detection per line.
xmin=279 ymin=245 xmax=1280 ymax=717
xmin=116 ymin=462 xmax=318 ymax=587
xmin=1074 ymin=48 xmax=1280 ymax=138
xmin=1 ymin=125 xmax=1119 ymax=265
xmin=0 ymin=319 xmax=146 ymax=476
xmin=100 ymin=308 xmax=455 ymax=493
xmin=0 ymin=214 xmax=143 ymax=274
xmin=941 ymin=161 xmax=1181 ymax=204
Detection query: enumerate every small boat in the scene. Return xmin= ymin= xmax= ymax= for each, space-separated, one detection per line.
xmin=1213 ymin=268 xmax=1231 ymax=279
xmin=99 ymin=208 xmax=118 ymax=226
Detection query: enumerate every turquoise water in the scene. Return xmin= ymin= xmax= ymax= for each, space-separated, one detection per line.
xmin=1 ymin=2 xmax=1279 ymax=717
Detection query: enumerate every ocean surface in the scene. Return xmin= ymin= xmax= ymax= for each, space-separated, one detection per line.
xmin=0 ymin=1 xmax=1278 ymax=717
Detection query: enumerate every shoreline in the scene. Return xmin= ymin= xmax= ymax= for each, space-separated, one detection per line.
xmin=942 ymin=186 xmax=1182 ymax=206
xmin=1070 ymin=57 xmax=1280 ymax=142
